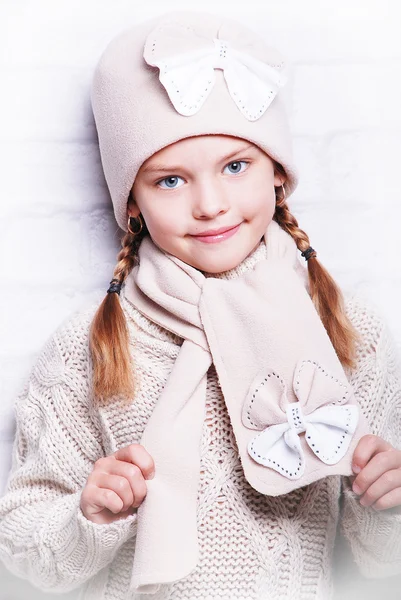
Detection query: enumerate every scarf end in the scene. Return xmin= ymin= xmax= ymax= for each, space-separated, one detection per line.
xmin=129 ymin=561 xmax=198 ymax=596
xmin=129 ymin=581 xmax=161 ymax=595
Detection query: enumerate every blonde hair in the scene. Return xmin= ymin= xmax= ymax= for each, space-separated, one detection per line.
xmin=89 ymin=162 xmax=360 ymax=405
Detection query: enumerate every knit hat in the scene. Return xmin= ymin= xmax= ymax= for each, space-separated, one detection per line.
xmin=90 ymin=9 xmax=299 ymax=232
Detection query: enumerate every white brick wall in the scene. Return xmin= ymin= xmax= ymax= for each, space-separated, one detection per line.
xmin=1 ymin=1 xmax=401 ymax=598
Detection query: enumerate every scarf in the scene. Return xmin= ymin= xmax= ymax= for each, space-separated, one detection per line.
xmin=123 ymin=219 xmax=371 ymax=595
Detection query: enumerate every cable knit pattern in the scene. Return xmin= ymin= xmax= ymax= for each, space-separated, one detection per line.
xmin=1 ymin=240 xmax=401 ymax=600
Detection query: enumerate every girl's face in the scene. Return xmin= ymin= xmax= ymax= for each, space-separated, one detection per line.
xmin=129 ymin=135 xmax=284 ymax=273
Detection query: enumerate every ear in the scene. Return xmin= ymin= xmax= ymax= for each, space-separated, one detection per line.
xmin=127 ymin=191 xmax=141 ymax=218
xmin=274 ymin=175 xmax=286 ymax=188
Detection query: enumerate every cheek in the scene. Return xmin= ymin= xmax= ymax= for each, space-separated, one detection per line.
xmin=256 ymin=175 xmax=276 ymax=211
xmin=238 ymin=183 xmax=276 ymax=220
xmin=141 ymin=204 xmax=182 ymax=237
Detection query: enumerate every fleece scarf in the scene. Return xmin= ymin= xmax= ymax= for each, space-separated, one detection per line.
xmin=123 ymin=219 xmax=371 ymax=594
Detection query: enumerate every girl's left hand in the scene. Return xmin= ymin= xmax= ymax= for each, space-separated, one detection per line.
xmin=350 ymin=434 xmax=401 ymax=510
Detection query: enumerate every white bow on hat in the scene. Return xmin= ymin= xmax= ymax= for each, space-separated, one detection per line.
xmin=143 ymin=22 xmax=288 ymax=121
xmin=242 ymin=359 xmax=359 ymax=480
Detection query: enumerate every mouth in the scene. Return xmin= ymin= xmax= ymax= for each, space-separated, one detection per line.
xmin=190 ymin=222 xmax=242 ymax=244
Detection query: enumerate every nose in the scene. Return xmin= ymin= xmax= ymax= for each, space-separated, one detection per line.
xmin=192 ymin=179 xmax=230 ymax=220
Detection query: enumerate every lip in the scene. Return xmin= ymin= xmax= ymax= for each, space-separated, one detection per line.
xmin=191 ymin=222 xmax=242 ymax=244
xmin=194 ymin=223 xmax=241 ymax=237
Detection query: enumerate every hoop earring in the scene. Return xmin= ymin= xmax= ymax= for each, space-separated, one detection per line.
xmin=275 ymin=183 xmax=286 ymax=207
xmin=127 ymin=214 xmax=143 ymax=235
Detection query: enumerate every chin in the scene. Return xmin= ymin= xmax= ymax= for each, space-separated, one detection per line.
xmin=196 ymin=257 xmax=245 ymax=274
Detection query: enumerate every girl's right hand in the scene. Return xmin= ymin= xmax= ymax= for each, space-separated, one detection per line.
xmin=80 ymin=443 xmax=155 ymax=524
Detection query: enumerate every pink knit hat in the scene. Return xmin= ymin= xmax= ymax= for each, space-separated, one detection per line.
xmin=90 ymin=10 xmax=299 ymax=232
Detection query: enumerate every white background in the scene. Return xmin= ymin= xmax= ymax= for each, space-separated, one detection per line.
xmin=1 ymin=0 xmax=401 ymax=598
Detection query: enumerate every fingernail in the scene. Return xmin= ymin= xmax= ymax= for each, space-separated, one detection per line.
xmin=353 ymin=484 xmax=361 ymax=495
xmin=149 ymin=471 xmax=155 ymax=479
xmin=352 ymin=464 xmax=361 ymax=474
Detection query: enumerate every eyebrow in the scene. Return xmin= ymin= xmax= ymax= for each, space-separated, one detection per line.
xmin=141 ymin=143 xmax=255 ymax=175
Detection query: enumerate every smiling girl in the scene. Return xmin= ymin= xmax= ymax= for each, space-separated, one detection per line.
xmin=1 ymin=9 xmax=401 ymax=600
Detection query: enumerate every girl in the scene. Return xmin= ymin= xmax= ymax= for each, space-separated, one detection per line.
xmin=1 ymin=9 xmax=401 ymax=600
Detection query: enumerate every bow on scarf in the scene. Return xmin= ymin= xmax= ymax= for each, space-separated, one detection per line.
xmin=242 ymin=359 xmax=359 ymax=480
xmin=143 ymin=21 xmax=288 ymax=121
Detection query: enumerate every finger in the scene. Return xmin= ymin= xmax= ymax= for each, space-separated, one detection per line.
xmin=86 ymin=485 xmax=124 ymax=515
xmin=371 ymin=486 xmax=401 ymax=512
xmin=114 ymin=444 xmax=155 ymax=480
xmin=352 ymin=434 xmax=394 ymax=474
xmin=359 ymin=468 xmax=401 ymax=507
xmin=352 ymin=450 xmax=401 ymax=497
xmin=95 ymin=473 xmax=134 ymax=512
xmin=106 ymin=460 xmax=148 ymax=508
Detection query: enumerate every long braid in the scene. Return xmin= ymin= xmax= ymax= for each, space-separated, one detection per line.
xmin=274 ymin=181 xmax=360 ymax=370
xmin=89 ymin=220 xmax=147 ymax=405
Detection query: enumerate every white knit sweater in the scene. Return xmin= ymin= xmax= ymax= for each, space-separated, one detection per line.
xmin=1 ymin=241 xmax=401 ymax=600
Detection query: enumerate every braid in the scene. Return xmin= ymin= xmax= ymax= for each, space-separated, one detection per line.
xmin=274 ymin=181 xmax=360 ymax=370
xmin=89 ymin=220 xmax=147 ymax=406
xmin=274 ymin=197 xmax=316 ymax=261
xmin=113 ymin=230 xmax=141 ymax=282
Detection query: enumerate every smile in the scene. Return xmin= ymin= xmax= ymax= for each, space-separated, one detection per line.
xmin=191 ymin=223 xmax=242 ymax=244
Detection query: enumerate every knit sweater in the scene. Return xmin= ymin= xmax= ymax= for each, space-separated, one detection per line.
xmin=1 ymin=240 xmax=401 ymax=600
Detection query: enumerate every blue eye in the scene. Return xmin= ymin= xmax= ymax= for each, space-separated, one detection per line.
xmin=223 ymin=160 xmax=248 ymax=175
xmin=157 ymin=176 xmax=185 ymax=189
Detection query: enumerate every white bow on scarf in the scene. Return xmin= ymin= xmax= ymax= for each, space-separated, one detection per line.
xmin=143 ymin=22 xmax=288 ymax=121
xmin=243 ymin=360 xmax=359 ymax=480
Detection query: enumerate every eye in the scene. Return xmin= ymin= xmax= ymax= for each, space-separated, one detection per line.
xmin=223 ymin=160 xmax=249 ymax=175
xmin=156 ymin=176 xmax=185 ymax=189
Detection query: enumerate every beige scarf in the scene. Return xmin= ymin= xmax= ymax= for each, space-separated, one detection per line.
xmin=123 ymin=219 xmax=371 ymax=595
